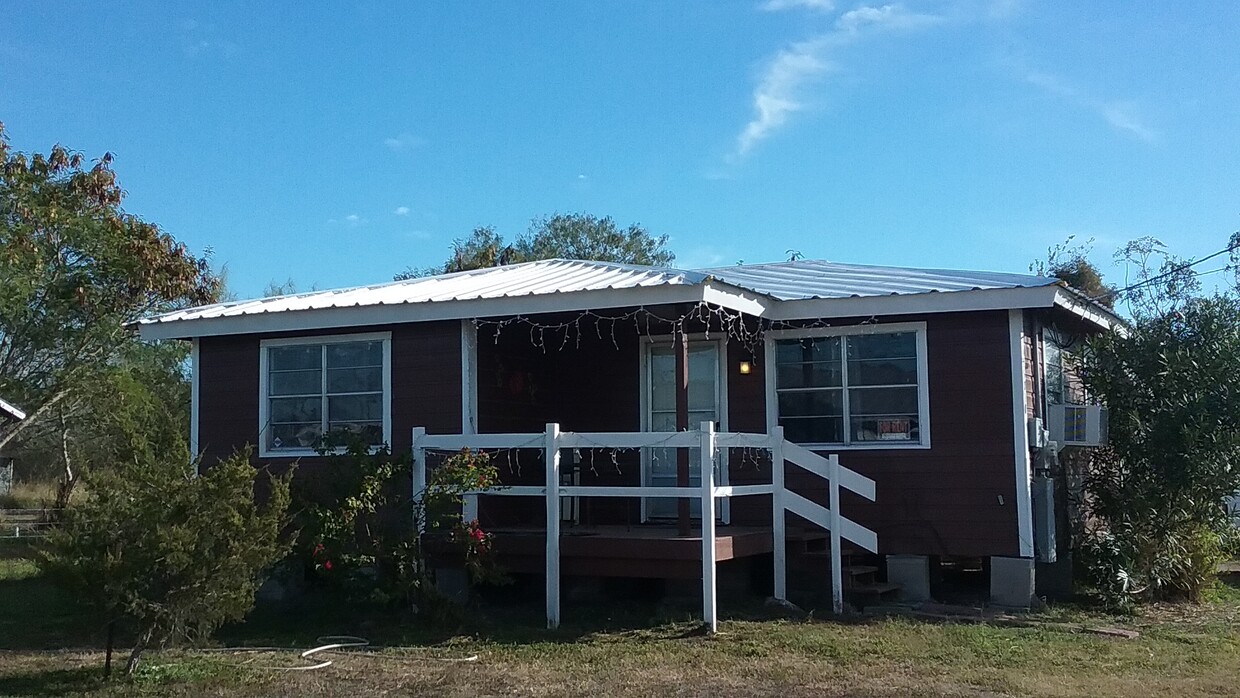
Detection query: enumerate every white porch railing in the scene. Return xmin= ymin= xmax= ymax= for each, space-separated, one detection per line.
xmin=412 ymin=423 xmax=877 ymax=630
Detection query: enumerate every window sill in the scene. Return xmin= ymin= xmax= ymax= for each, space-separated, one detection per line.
xmin=257 ymin=444 xmax=389 ymax=459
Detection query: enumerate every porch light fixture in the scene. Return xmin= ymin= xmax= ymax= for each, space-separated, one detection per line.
xmin=738 ymin=360 xmax=752 ymax=375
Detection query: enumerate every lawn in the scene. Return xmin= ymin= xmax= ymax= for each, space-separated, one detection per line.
xmin=2 ymin=541 xmax=1239 ymax=698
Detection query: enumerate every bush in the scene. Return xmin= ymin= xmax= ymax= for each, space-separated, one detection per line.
xmin=40 ymin=449 xmax=293 ymax=676
xmin=302 ymin=436 xmax=504 ymax=617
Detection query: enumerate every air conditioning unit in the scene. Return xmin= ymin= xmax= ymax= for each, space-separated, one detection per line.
xmin=1047 ymin=404 xmax=1108 ymax=448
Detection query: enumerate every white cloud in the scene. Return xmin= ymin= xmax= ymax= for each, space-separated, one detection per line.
xmin=760 ymin=0 xmax=834 ymax=12
xmin=1023 ymin=70 xmax=1156 ymax=142
xmin=735 ymin=4 xmax=944 ymax=157
xmin=577 ymin=173 xmax=588 ymax=180
xmin=394 ymin=206 xmax=410 ymax=216
xmin=383 ymin=132 xmax=424 ymax=151
xmin=329 ymin=213 xmax=368 ymax=227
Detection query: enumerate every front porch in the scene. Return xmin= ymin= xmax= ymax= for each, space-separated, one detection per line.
xmin=412 ymin=423 xmax=879 ymax=630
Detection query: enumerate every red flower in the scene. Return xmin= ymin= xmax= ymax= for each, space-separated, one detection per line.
xmin=313 ymin=543 xmax=324 ymax=556
xmin=324 ymin=560 xmax=333 ymax=570
xmin=471 ymin=527 xmax=485 ymax=542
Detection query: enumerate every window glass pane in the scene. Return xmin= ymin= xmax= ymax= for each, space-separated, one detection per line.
xmin=776 ymin=362 xmax=842 ymax=389
xmin=270 ymin=345 xmax=321 ymax=371
xmin=327 ymin=367 xmax=382 ymax=393
xmin=269 ymin=422 xmax=322 ymax=450
xmin=269 ymin=397 xmax=321 ymax=424
xmin=650 ymin=411 xmax=677 ymax=431
xmin=269 ymin=369 xmax=322 ymax=396
xmin=326 ymin=341 xmax=383 ymax=369
xmin=779 ymin=416 xmax=843 ymax=444
xmin=851 ymin=416 xmax=918 ymax=442
xmin=847 ymin=332 xmax=915 ymax=360
xmin=848 ymin=386 xmax=919 ymax=415
xmin=649 ymin=351 xmax=676 ymax=411
xmin=328 ymin=394 xmax=382 ymax=422
xmin=777 ymin=390 xmax=843 ymax=417
xmin=847 ymin=357 xmax=917 ymax=386
xmin=776 ymin=337 xmax=841 ymax=364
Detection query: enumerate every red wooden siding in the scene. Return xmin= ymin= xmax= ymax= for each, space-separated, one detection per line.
xmin=195 ymin=308 xmax=1022 ymax=557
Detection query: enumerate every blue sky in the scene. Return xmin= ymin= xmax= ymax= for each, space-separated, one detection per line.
xmin=3 ymin=1 xmax=1238 ymax=298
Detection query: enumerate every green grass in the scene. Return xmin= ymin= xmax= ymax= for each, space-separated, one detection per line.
xmin=2 ymin=548 xmax=1240 ymax=697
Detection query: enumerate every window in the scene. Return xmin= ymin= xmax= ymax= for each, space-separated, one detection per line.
xmin=769 ymin=325 xmax=929 ymax=448
xmin=259 ymin=333 xmax=391 ymax=455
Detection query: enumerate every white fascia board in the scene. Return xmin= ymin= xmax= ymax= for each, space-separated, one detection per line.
xmin=0 ymin=397 xmax=26 ymax=422
xmin=1052 ymin=288 xmax=1122 ymax=332
xmin=137 ymin=282 xmax=773 ymax=341
xmin=767 ymin=285 xmax=1063 ymax=322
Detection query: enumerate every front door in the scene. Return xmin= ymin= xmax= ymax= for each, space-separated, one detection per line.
xmin=641 ymin=339 xmax=728 ymax=521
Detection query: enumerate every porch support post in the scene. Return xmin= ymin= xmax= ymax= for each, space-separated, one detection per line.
xmin=545 ymin=422 xmax=562 ymax=629
xmin=189 ymin=338 xmax=200 ymax=476
xmin=700 ymin=421 xmax=717 ymax=632
xmin=828 ymin=453 xmax=844 ymax=615
xmin=675 ymin=331 xmax=691 ymax=537
xmin=771 ymin=426 xmax=787 ymax=600
xmin=460 ymin=320 xmax=479 ymax=523
xmin=412 ymin=427 xmax=427 ymax=534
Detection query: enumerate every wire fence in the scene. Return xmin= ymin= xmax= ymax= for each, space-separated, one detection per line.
xmin=0 ymin=509 xmax=58 ymax=539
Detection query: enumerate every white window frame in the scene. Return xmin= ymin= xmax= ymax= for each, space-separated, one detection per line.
xmin=258 ymin=331 xmax=393 ymax=458
xmin=764 ymin=322 xmax=931 ymax=450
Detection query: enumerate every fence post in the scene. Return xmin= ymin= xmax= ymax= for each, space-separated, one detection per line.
xmin=412 ymin=427 xmax=427 ymax=534
xmin=771 ymin=426 xmax=787 ymax=601
xmin=700 ymin=421 xmax=718 ymax=632
xmin=545 ymin=423 xmax=562 ymax=629
xmin=828 ymin=454 xmax=844 ymax=615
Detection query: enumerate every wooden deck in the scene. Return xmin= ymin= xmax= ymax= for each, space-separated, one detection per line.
xmin=490 ymin=524 xmax=777 ymax=578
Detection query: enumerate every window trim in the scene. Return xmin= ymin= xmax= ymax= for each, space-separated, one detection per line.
xmin=258 ymin=332 xmax=393 ymax=458
xmin=764 ymin=322 xmax=931 ymax=450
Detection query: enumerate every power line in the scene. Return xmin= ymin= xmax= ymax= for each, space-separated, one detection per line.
xmin=1090 ymin=240 xmax=1239 ymax=303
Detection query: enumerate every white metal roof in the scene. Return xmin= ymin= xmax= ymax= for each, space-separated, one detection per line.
xmin=699 ymin=260 xmax=1055 ymax=300
xmin=135 ymin=257 xmax=1111 ymax=339
xmin=143 ymin=259 xmax=711 ymax=325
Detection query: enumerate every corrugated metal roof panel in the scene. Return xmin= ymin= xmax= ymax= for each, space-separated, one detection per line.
xmin=140 ymin=259 xmax=709 ymax=325
xmin=696 ymin=260 xmax=1056 ymax=300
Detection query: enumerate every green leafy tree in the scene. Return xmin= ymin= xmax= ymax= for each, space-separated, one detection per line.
xmin=41 ymin=449 xmax=294 ymax=676
xmin=1076 ymin=235 xmax=1240 ymax=604
xmin=0 ymin=124 xmax=219 ymax=459
xmin=395 ymin=214 xmax=675 ymax=280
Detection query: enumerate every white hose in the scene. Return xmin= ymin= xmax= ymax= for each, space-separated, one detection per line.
xmin=201 ymin=635 xmax=480 ymax=671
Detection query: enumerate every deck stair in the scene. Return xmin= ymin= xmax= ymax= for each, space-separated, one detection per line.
xmin=788 ymin=544 xmax=901 ymax=609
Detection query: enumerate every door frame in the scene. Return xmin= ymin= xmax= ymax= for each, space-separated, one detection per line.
xmin=638 ymin=333 xmax=731 ymax=523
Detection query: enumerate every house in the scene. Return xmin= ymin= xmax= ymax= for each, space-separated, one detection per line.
xmin=0 ymin=397 xmax=25 ymax=426
xmin=136 ymin=258 xmax=1117 ymax=618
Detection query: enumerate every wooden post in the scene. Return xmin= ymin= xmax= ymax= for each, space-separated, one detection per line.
xmin=460 ymin=320 xmax=480 ymax=523
xmin=412 ymin=427 xmax=427 ymax=534
xmin=545 ymin=423 xmax=562 ymax=629
xmin=675 ymin=332 xmax=691 ymax=537
xmin=828 ymin=454 xmax=844 ymax=615
xmin=771 ymin=426 xmax=787 ymax=601
xmin=700 ymin=421 xmax=717 ymax=632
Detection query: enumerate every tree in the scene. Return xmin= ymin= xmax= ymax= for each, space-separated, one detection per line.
xmin=1075 ymin=234 xmax=1240 ymax=604
xmin=1030 ymin=236 xmax=1116 ymax=307
xmin=395 ymin=214 xmax=675 ymax=280
xmin=40 ymin=449 xmax=293 ymax=676
xmin=0 ymin=124 xmax=219 ymax=456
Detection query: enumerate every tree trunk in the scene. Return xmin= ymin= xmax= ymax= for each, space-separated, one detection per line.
xmin=103 ymin=619 xmax=116 ymax=678
xmin=55 ymin=410 xmax=76 ymax=510
xmin=124 ymin=626 xmax=154 ymax=677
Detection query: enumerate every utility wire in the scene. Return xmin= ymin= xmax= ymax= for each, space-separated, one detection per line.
xmin=1090 ymin=240 xmax=1239 ymax=303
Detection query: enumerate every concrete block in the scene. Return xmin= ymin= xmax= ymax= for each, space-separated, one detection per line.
xmin=434 ymin=567 xmax=471 ymax=604
xmin=990 ymin=556 xmax=1035 ymax=609
xmin=886 ymin=554 xmax=932 ymax=603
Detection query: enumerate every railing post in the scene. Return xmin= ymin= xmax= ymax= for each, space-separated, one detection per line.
xmin=545 ymin=423 xmax=562 ymax=629
xmin=700 ymin=421 xmax=717 ymax=632
xmin=412 ymin=427 xmax=427 ymax=534
xmin=771 ymin=426 xmax=787 ymax=601
xmin=828 ymin=454 xmax=844 ymax=615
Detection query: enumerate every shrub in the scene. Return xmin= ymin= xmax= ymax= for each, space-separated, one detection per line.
xmin=40 ymin=449 xmax=293 ymax=676
xmin=303 ymin=436 xmax=504 ymax=616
